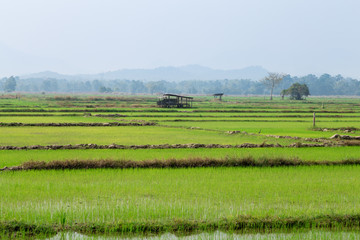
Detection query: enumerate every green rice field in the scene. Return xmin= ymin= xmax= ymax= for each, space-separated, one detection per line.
xmin=1 ymin=94 xmax=360 ymax=238
xmin=1 ymin=147 xmax=360 ymax=168
xmin=2 ymin=166 xmax=360 ymax=224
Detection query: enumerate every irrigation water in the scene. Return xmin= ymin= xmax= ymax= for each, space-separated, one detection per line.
xmin=35 ymin=230 xmax=360 ymax=240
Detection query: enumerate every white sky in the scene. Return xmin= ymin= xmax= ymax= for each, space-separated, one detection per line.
xmin=0 ymin=0 xmax=359 ymax=78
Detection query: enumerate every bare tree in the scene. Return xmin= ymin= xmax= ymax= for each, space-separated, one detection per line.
xmin=261 ymin=72 xmax=285 ymax=100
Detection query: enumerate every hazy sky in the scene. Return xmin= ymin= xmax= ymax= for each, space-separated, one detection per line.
xmin=0 ymin=0 xmax=360 ymax=78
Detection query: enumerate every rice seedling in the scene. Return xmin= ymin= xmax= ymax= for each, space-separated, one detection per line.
xmin=1 ymin=94 xmax=360 ymax=237
xmin=1 ymin=166 xmax=360 ymax=234
xmin=0 ymin=126 xmax=302 ymax=146
xmin=1 ymin=146 xmax=360 ymax=168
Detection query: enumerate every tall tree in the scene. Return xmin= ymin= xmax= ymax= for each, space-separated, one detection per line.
xmin=261 ymin=72 xmax=285 ymax=100
xmin=3 ymin=76 xmax=17 ymax=92
xmin=41 ymin=79 xmax=58 ymax=92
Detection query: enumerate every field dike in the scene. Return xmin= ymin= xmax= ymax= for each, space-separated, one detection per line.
xmin=0 ymin=142 xmax=329 ymax=151
xmin=0 ymin=122 xmax=155 ymax=127
xmin=0 ymin=109 xmax=357 ymax=113
xmin=94 ymin=113 xmax=360 ymax=118
xmin=3 ymin=157 xmax=360 ymax=171
xmin=2 ymin=215 xmax=360 ymax=237
xmin=0 ymin=138 xmax=360 ymax=150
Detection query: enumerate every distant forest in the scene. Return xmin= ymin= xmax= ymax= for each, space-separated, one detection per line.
xmin=1 ymin=73 xmax=360 ymax=96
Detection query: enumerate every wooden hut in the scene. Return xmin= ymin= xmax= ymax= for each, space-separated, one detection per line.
xmin=213 ymin=93 xmax=224 ymax=101
xmin=157 ymin=94 xmax=193 ymax=108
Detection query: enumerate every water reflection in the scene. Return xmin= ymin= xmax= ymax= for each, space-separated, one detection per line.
xmin=45 ymin=230 xmax=360 ymax=240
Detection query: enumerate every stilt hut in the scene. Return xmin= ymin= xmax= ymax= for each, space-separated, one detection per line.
xmin=157 ymin=94 xmax=193 ymax=108
xmin=213 ymin=93 xmax=224 ymax=101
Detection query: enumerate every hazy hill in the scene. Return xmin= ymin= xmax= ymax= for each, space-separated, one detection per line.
xmin=21 ymin=65 xmax=268 ymax=81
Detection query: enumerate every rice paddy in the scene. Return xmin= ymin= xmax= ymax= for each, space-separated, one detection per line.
xmin=1 ymin=146 xmax=360 ymax=168
xmin=2 ymin=166 xmax=360 ymax=223
xmin=1 ymin=94 xmax=360 ymax=238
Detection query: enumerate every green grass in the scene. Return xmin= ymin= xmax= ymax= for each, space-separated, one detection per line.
xmin=122 ymin=115 xmax=359 ymax=120
xmin=115 ymin=112 xmax=360 ymax=117
xmin=1 ymin=166 xmax=360 ymax=225
xmin=0 ymin=116 xmax=115 ymax=123
xmin=1 ymin=95 xmax=360 ymax=111
xmin=0 ymin=126 xmax=299 ymax=146
xmin=161 ymin=121 xmax=360 ymax=138
xmin=1 ymin=147 xmax=360 ymax=168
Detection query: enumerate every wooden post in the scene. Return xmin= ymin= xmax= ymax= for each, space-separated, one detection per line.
xmin=313 ymin=112 xmax=316 ymax=127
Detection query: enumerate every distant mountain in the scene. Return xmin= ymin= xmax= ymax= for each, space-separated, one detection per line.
xmin=21 ymin=65 xmax=268 ymax=81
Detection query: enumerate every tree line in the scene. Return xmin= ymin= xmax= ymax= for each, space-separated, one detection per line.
xmin=0 ymin=73 xmax=360 ymax=96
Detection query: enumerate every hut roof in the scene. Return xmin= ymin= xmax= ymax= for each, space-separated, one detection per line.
xmin=162 ymin=94 xmax=193 ymax=99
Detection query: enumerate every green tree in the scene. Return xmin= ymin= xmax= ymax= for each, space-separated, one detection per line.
xmin=283 ymin=83 xmax=310 ymax=100
xmin=41 ymin=79 xmax=58 ymax=92
xmin=261 ymin=72 xmax=285 ymax=100
xmin=130 ymin=80 xmax=146 ymax=94
xmin=3 ymin=76 xmax=17 ymax=92
xmin=146 ymin=81 xmax=167 ymax=94
xmin=99 ymin=86 xmax=112 ymax=93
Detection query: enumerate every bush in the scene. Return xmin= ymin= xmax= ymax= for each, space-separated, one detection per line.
xmin=282 ymin=83 xmax=310 ymax=100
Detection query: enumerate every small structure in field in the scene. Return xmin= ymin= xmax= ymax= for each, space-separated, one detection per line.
xmin=213 ymin=93 xmax=224 ymax=101
xmin=157 ymin=94 xmax=193 ymax=108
